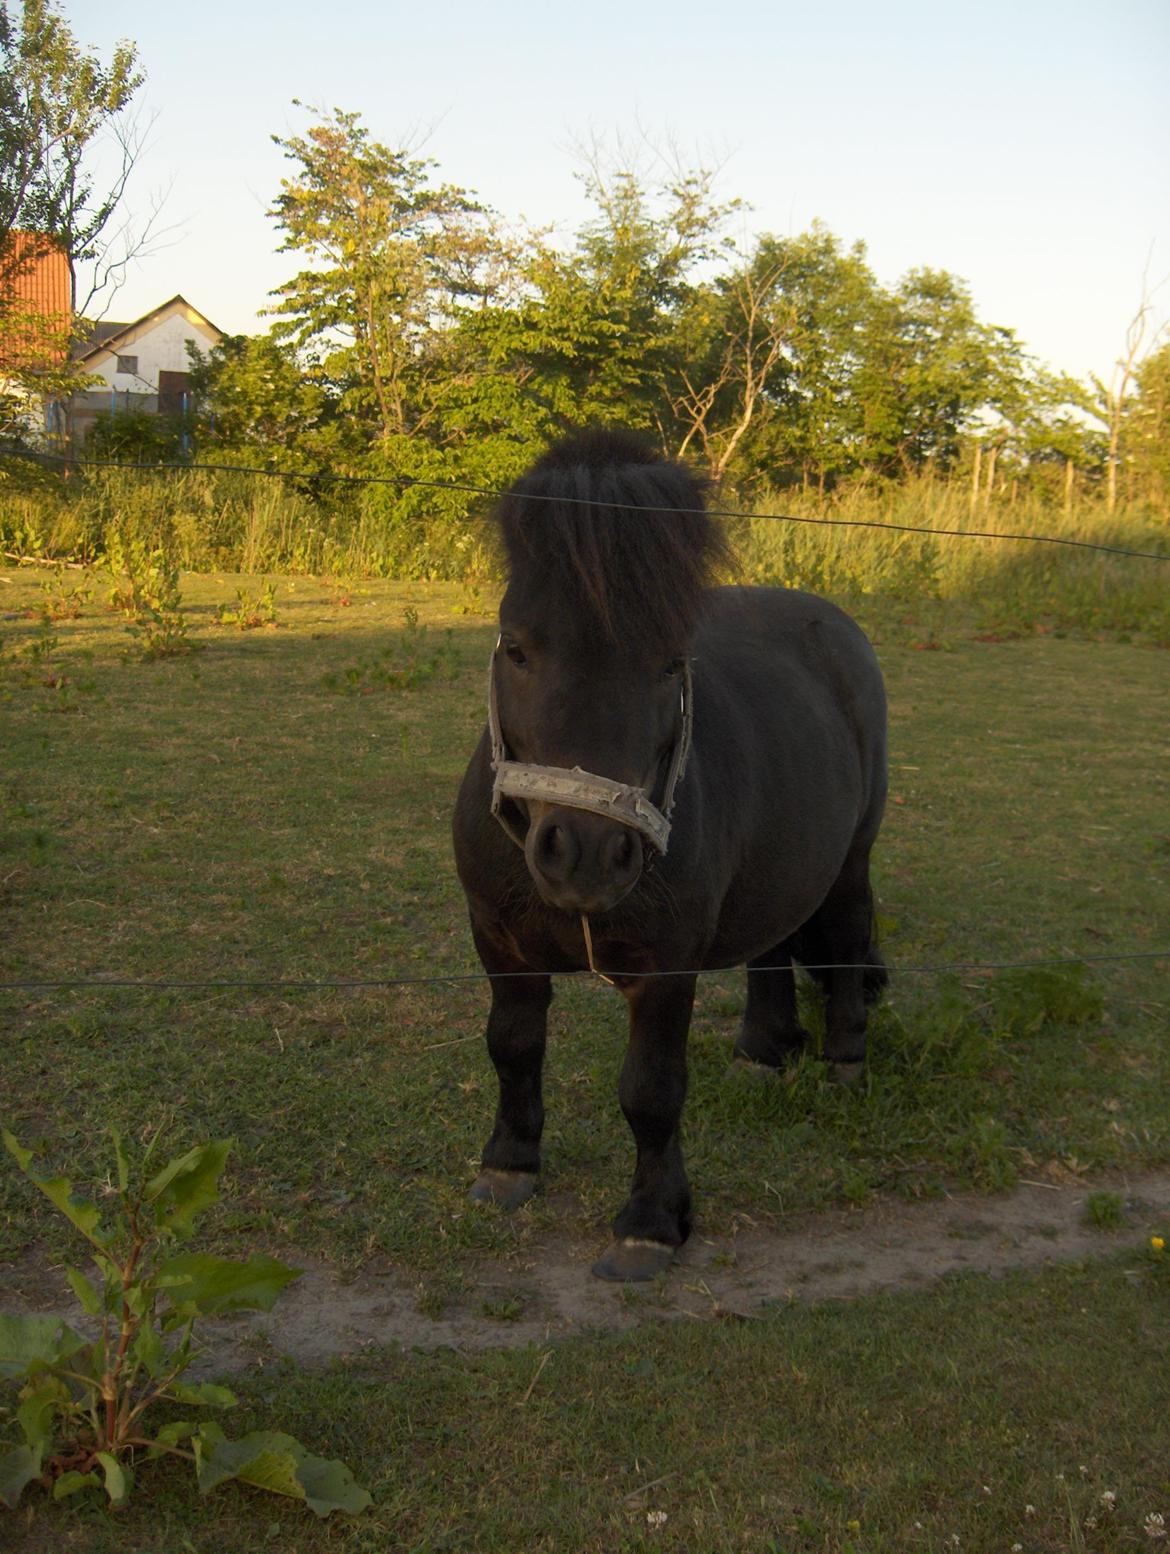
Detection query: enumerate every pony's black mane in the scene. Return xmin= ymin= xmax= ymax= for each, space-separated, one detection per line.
xmin=496 ymin=428 xmax=729 ymax=651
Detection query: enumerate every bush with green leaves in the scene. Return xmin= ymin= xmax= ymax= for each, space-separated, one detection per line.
xmin=0 ymin=1129 xmax=370 ymax=1519
xmin=216 ymin=580 xmax=278 ymax=629
xmin=321 ymin=605 xmax=458 ymax=693
xmin=85 ymin=409 xmax=191 ymax=467
xmin=104 ymin=523 xmax=197 ymax=659
xmin=35 ymin=562 xmax=92 ymax=622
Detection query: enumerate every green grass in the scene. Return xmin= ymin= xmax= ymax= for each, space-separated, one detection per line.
xmin=2 ymin=564 xmax=1169 ymax=1548
xmin=1 ymin=569 xmax=1168 ymax=1274
xmin=5 ymin=1253 xmax=1168 ymax=1552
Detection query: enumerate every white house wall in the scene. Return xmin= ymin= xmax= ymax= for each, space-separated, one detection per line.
xmin=87 ymin=310 xmax=220 ymax=395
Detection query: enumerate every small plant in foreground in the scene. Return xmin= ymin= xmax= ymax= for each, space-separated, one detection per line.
xmin=322 ymin=606 xmax=458 ymax=693
xmin=1142 ymin=1233 xmax=1168 ymax=1289
xmin=1083 ymin=1191 xmax=1126 ymax=1230
xmin=35 ymin=563 xmax=92 ymax=622
xmin=105 ymin=529 xmax=198 ymax=659
xmin=216 ymin=581 xmax=278 ymax=630
xmin=0 ymin=1129 xmax=370 ymax=1518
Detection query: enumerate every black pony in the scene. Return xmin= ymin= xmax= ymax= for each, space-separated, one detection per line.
xmin=453 ymin=428 xmax=888 ymax=1280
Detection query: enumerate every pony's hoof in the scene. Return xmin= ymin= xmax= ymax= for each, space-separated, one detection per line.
xmin=468 ymin=1169 xmax=538 ymax=1211
xmin=829 ymin=1060 xmax=865 ymax=1086
xmin=591 ymin=1238 xmax=675 ymax=1282
xmin=729 ymin=1053 xmax=781 ymax=1079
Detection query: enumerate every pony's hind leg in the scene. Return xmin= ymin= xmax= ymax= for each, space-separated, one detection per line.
xmin=800 ymin=847 xmax=885 ymax=1084
xmin=734 ymin=941 xmax=810 ymax=1068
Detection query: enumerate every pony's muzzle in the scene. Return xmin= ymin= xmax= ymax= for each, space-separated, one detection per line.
xmin=525 ymin=803 xmax=644 ymax=914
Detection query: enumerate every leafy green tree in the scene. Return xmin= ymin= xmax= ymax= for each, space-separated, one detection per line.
xmin=1123 ymin=338 xmax=1170 ymax=515
xmin=981 ymin=365 xmax=1105 ymax=509
xmin=666 ymin=237 xmax=803 ymax=487
xmin=450 ymin=149 xmax=739 ymax=449
xmin=0 ymin=0 xmax=142 ymax=303
xmin=857 ymin=267 xmax=1024 ymax=477
xmin=730 ymin=226 xmax=882 ymax=492
xmin=566 ymin=153 xmax=737 ymax=428
xmin=267 ymin=105 xmax=500 ymax=451
xmin=0 ymin=0 xmax=145 ymax=443
xmin=186 ymin=332 xmax=341 ymax=471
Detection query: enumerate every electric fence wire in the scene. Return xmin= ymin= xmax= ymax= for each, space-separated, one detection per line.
xmin=2 ymin=949 xmax=1168 ymax=994
xmin=8 ymin=448 xmax=1170 ymax=565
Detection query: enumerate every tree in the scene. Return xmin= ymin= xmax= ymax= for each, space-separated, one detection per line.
xmin=1079 ymin=290 xmax=1168 ymax=513
xmin=0 ymin=0 xmax=143 ymax=308
xmin=267 ymin=106 xmax=502 ymax=452
xmin=186 ymin=332 xmax=341 ymax=472
xmin=736 ymin=226 xmax=882 ymax=491
xmin=844 ymin=267 xmax=1024 ymax=483
xmin=1122 ymin=337 xmax=1170 ymax=515
xmin=444 ymin=145 xmax=740 ymax=462
xmin=565 ymin=148 xmax=737 ymax=432
xmin=0 ymin=0 xmax=147 ymax=443
xmin=667 ymin=240 xmax=801 ymax=486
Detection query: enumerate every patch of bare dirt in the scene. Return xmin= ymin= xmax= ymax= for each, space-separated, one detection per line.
xmin=7 ymin=1172 xmax=1167 ymax=1370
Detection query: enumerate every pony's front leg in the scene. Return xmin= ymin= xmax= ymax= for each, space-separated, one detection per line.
xmin=593 ymin=973 xmax=696 ymax=1282
xmin=468 ymin=924 xmax=552 ymax=1212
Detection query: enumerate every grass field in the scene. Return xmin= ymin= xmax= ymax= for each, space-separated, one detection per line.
xmin=1 ymin=564 xmax=1168 ymax=1548
xmin=5 ymin=1255 xmax=1169 ymax=1554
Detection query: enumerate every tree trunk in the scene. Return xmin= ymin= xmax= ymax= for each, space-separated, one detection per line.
xmin=984 ymin=444 xmax=999 ymax=510
xmin=969 ymin=442 xmax=982 ymax=517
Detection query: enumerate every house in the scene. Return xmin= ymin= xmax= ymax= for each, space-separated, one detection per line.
xmin=70 ymin=295 xmax=224 ymax=443
xmin=1 ymin=231 xmax=225 ymax=447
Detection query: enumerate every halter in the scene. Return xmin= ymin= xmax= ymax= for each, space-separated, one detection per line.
xmin=487 ymin=641 xmax=694 ymax=859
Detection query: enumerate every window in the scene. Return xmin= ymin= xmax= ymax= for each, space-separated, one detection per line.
xmin=116 ymin=354 xmax=138 ymax=376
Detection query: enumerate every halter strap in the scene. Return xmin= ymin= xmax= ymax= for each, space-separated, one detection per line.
xmin=487 ymin=645 xmax=693 ymax=857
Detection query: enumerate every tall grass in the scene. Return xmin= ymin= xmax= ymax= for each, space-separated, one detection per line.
xmin=2 ymin=459 xmax=1166 ymax=636
xmin=735 ymin=476 xmax=1170 ymax=639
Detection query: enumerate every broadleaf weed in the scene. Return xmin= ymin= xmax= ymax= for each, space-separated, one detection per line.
xmin=0 ymin=1129 xmax=370 ymax=1519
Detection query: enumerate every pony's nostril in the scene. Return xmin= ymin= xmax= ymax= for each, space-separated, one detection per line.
xmin=534 ymin=819 xmax=578 ymax=882
xmin=602 ymin=828 xmax=642 ymax=882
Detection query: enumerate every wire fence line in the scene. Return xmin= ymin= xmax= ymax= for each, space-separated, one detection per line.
xmin=3 ymin=948 xmax=1168 ymax=996
xmin=8 ymin=449 xmax=1170 ymax=565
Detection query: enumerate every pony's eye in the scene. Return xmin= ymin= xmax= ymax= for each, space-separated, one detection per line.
xmin=663 ymin=658 xmax=685 ymax=680
xmin=504 ymin=641 xmax=528 ymax=668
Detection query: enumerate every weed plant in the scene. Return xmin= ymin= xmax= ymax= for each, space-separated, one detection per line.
xmin=321 ymin=606 xmax=459 ymax=693
xmin=104 ymin=521 xmax=197 ymax=659
xmin=0 ymin=1130 xmax=369 ymax=1518
xmin=216 ymin=581 xmax=278 ymax=630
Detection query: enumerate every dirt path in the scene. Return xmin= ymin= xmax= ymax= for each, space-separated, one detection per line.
xmin=215 ymin=1170 xmax=1170 ymax=1367
xmin=6 ymin=1172 xmax=1167 ymax=1370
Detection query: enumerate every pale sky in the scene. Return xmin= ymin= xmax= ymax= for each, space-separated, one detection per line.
xmin=74 ymin=0 xmax=1169 ymax=386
